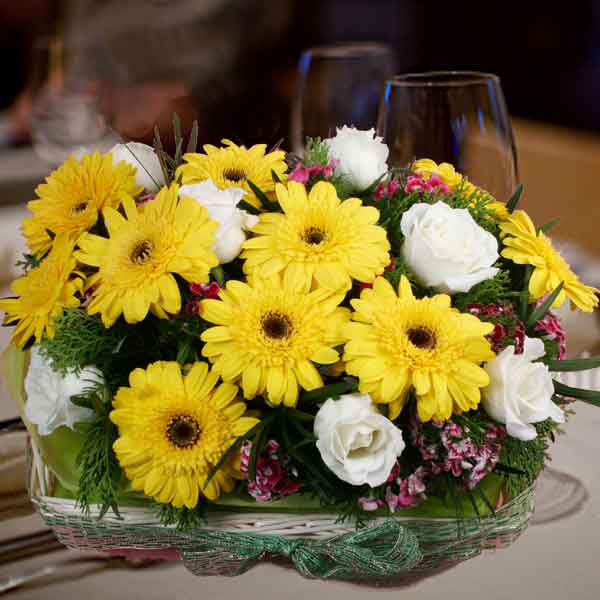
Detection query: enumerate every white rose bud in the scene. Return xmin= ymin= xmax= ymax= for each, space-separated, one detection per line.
xmin=179 ymin=180 xmax=259 ymax=264
xmin=314 ymin=393 xmax=405 ymax=487
xmin=482 ymin=337 xmax=565 ymax=441
xmin=325 ymin=126 xmax=389 ymax=191
xmin=24 ymin=348 xmax=103 ymax=436
xmin=110 ymin=142 xmax=165 ymax=191
xmin=401 ymin=201 xmax=499 ymax=294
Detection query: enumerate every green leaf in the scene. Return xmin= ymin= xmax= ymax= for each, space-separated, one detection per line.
xmin=358 ymin=172 xmax=386 ymax=196
xmin=203 ymin=419 xmax=264 ymax=489
xmin=75 ymin=385 xmax=123 ymax=518
xmin=173 ymin=138 xmax=183 ymax=170
xmin=271 ymin=169 xmax=282 ymax=184
xmin=553 ymin=380 xmax=600 ymax=406
xmin=494 ymin=463 xmax=527 ymax=476
xmin=186 ymin=120 xmax=199 ymax=154
xmin=280 ymin=421 xmax=335 ymax=498
xmin=506 ymin=183 xmax=524 ymax=213
xmin=237 ymin=199 xmax=261 ymax=216
xmin=299 ymin=379 xmax=358 ymax=404
xmin=246 ymin=179 xmax=280 ymax=212
xmin=163 ymin=153 xmax=177 ymax=170
xmin=210 ymin=266 xmax=225 ymax=286
xmin=518 ymin=265 xmax=533 ymax=321
xmin=473 ymin=483 xmax=496 ymax=516
xmin=286 ymin=412 xmax=315 ymax=441
xmin=546 ymin=356 xmax=600 ymax=372
xmin=466 ymin=489 xmax=481 ymax=518
xmin=248 ymin=421 xmax=270 ymax=482
xmin=153 ymin=125 xmax=171 ymax=185
xmin=525 ymin=281 xmax=564 ymax=329
xmin=538 ymin=217 xmax=560 ymax=233
xmin=269 ymin=138 xmax=284 ymax=153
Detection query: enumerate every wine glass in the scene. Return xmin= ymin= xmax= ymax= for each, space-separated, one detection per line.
xmin=377 ymin=71 xmax=518 ymax=201
xmin=291 ymin=43 xmax=395 ymax=154
xmin=27 ymin=35 xmax=118 ymax=166
xmin=377 ymin=71 xmax=587 ymax=523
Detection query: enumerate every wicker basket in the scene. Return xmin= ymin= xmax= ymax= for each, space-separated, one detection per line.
xmin=28 ymin=435 xmax=535 ymax=583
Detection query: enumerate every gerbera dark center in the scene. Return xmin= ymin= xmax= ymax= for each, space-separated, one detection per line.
xmin=167 ymin=415 xmax=201 ymax=448
xmin=131 ymin=240 xmax=154 ymax=264
xmin=72 ymin=200 xmax=89 ymax=214
xmin=223 ymin=167 xmax=246 ymax=182
xmin=407 ymin=327 xmax=437 ymax=350
xmin=303 ymin=227 xmax=327 ymax=245
xmin=261 ymin=311 xmax=293 ymax=339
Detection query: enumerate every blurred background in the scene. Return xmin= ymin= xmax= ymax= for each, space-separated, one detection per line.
xmin=5 ymin=0 xmax=600 ymax=144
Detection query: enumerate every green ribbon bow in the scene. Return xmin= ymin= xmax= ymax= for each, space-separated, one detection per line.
xmin=178 ymin=518 xmax=423 ymax=580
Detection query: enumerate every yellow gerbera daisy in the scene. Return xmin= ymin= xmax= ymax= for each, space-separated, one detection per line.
xmin=76 ymin=184 xmax=219 ymax=327
xmin=0 ymin=236 xmax=83 ymax=347
xmin=200 ymin=273 xmax=350 ymax=407
xmin=22 ymin=152 xmax=142 ymax=255
xmin=500 ymin=210 xmax=599 ymax=312
xmin=177 ymin=139 xmax=287 ymax=209
xmin=343 ymin=276 xmax=495 ymax=422
xmin=241 ymin=181 xmax=390 ymax=293
xmin=111 ymin=360 xmax=258 ymax=508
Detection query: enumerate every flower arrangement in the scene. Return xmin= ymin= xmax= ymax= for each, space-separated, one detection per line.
xmin=2 ymin=118 xmax=600 ymax=581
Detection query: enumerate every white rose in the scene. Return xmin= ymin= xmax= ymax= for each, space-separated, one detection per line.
xmin=24 ymin=348 xmax=103 ymax=436
xmin=179 ymin=180 xmax=259 ymax=264
xmin=110 ymin=142 xmax=165 ymax=191
xmin=325 ymin=126 xmax=388 ymax=191
xmin=314 ymin=393 xmax=405 ymax=487
xmin=401 ymin=201 xmax=499 ymax=293
xmin=482 ymin=337 xmax=565 ymax=441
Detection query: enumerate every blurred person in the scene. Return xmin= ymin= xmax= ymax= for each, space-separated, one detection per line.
xmin=47 ymin=0 xmax=294 ymax=148
xmin=1 ymin=0 xmax=296 ymax=150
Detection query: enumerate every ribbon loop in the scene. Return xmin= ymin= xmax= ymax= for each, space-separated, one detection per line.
xmin=179 ymin=518 xmax=423 ymax=580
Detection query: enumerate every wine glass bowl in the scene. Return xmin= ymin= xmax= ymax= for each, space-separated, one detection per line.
xmin=377 ymin=71 xmax=518 ymax=200
xmin=291 ymin=43 xmax=394 ymax=154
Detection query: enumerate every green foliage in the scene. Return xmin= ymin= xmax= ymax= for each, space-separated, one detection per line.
xmin=452 ymin=410 xmax=497 ymax=446
xmin=545 ymin=356 xmax=600 ymax=372
xmin=299 ymin=378 xmax=358 ymax=404
xmin=328 ymin=175 xmax=355 ymax=200
xmin=73 ymin=383 xmax=123 ymax=517
xmin=15 ymin=253 xmax=43 ymax=272
xmin=152 ymin=113 xmax=199 ymax=184
xmin=40 ymin=299 xmax=214 ymax=389
xmin=246 ymin=179 xmax=281 ymax=212
xmin=499 ymin=419 xmax=558 ymax=497
xmin=525 ymin=282 xmax=564 ymax=330
xmin=156 ymin=503 xmax=207 ymax=530
xmin=553 ymin=380 xmax=600 ymax=407
xmin=39 ymin=310 xmax=127 ymax=376
xmin=303 ymin=138 xmax=330 ymax=166
xmin=443 ymin=183 xmax=500 ymax=235
xmin=541 ymin=337 xmax=561 ymax=362
xmin=383 ymin=259 xmax=426 ymax=296
xmin=506 ymin=183 xmax=524 ymax=213
xmin=452 ymin=269 xmax=513 ymax=311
